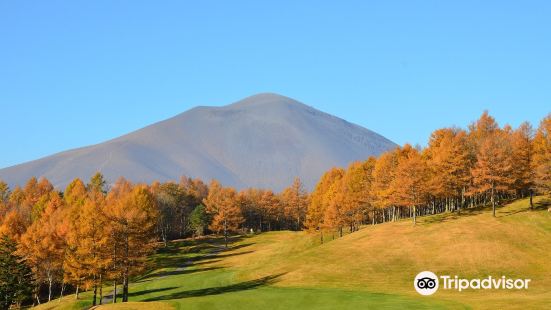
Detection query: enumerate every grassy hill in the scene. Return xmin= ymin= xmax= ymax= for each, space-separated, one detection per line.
xmin=37 ymin=197 xmax=551 ymax=310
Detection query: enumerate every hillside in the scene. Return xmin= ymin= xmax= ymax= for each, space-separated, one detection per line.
xmin=37 ymin=197 xmax=551 ymax=310
xmin=0 ymin=93 xmax=396 ymax=191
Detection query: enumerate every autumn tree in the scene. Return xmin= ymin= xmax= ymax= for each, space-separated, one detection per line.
xmin=322 ymin=175 xmax=345 ymax=237
xmin=203 ymin=180 xmax=243 ymax=248
xmin=150 ymin=182 xmax=183 ymax=247
xmin=281 ymin=178 xmax=309 ymax=231
xmin=371 ymin=149 xmax=399 ymax=223
xmin=510 ymin=122 xmax=535 ymax=204
xmin=532 ymin=114 xmax=551 ymax=195
xmin=391 ymin=145 xmax=429 ymax=225
xmin=471 ymin=130 xmax=514 ymax=217
xmin=18 ymin=192 xmax=66 ymax=303
xmin=0 ymin=209 xmax=28 ymax=242
xmin=0 ymin=181 xmax=9 ymax=206
xmin=66 ymin=192 xmax=109 ymax=306
xmin=88 ymin=172 xmax=108 ymax=194
xmin=340 ymin=159 xmax=376 ymax=231
xmin=307 ymin=168 xmax=344 ymax=242
xmin=104 ymin=180 xmax=158 ymax=302
xmin=425 ymin=128 xmax=472 ymax=213
xmin=62 ymin=179 xmax=89 ymax=299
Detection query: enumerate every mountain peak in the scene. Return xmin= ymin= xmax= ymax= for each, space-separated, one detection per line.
xmin=0 ymin=94 xmax=397 ymax=191
xmin=229 ymin=93 xmax=304 ymax=109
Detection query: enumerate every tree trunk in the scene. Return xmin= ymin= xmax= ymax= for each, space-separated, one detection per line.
xmin=491 ymin=185 xmax=496 ymax=217
xmin=75 ymin=284 xmax=79 ymax=300
xmin=99 ymin=274 xmax=103 ymax=305
xmin=529 ymin=189 xmax=534 ymax=209
xmin=412 ymin=205 xmax=417 ymax=225
xmin=123 ymin=232 xmax=129 ymax=302
xmin=48 ymin=276 xmax=53 ymax=302
xmin=93 ymin=283 xmax=97 ymax=306
xmin=59 ymin=283 xmax=65 ymax=303
xmin=224 ymin=218 xmax=228 ymax=249
xmin=122 ymin=274 xmax=129 ymax=302
xmin=320 ymin=230 xmax=324 ymax=244
xmin=113 ymin=281 xmax=117 ymax=303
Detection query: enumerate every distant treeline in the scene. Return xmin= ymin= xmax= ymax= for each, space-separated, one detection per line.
xmin=0 ymin=111 xmax=549 ymax=309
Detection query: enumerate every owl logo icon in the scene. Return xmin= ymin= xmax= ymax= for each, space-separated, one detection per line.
xmin=414 ymin=271 xmax=439 ymax=296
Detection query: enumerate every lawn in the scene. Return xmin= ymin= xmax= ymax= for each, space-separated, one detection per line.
xmin=38 ymin=196 xmax=551 ymax=309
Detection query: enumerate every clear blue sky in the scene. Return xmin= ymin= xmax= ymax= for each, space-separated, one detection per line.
xmin=1 ymin=1 xmax=550 ymax=168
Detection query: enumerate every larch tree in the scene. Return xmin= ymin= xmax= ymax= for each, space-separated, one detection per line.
xmin=104 ymin=181 xmax=158 ymax=302
xmin=340 ymin=159 xmax=375 ymax=232
xmin=532 ymin=114 xmax=551 ymax=195
xmin=62 ymin=179 xmax=88 ymax=299
xmin=471 ymin=130 xmax=514 ymax=217
xmin=391 ymin=145 xmax=429 ymax=225
xmin=87 ymin=172 xmax=108 ymax=195
xmin=371 ymin=149 xmax=399 ymax=223
xmin=67 ymin=191 xmax=110 ymax=306
xmin=203 ymin=180 xmax=243 ymax=248
xmin=322 ymin=175 xmax=346 ymax=237
xmin=281 ymin=177 xmax=309 ymax=231
xmin=150 ymin=182 xmax=182 ymax=248
xmin=425 ymin=128 xmax=472 ymax=213
xmin=0 ymin=209 xmax=28 ymax=242
xmin=510 ymin=122 xmax=535 ymax=204
xmin=307 ymin=168 xmax=344 ymax=243
xmin=0 ymin=181 xmax=9 ymax=204
xmin=18 ymin=192 xmax=66 ymax=304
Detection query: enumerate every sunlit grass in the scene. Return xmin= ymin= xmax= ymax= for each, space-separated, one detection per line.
xmin=37 ymin=196 xmax=551 ymax=309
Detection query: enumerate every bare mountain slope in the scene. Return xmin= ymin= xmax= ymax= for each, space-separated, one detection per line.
xmin=0 ymin=93 xmax=396 ymax=191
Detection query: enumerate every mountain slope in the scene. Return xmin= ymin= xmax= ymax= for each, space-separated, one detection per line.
xmin=0 ymin=93 xmax=396 ymax=190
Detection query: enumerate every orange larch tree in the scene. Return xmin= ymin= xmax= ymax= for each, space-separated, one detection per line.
xmin=532 ymin=114 xmax=551 ymax=195
xmin=203 ymin=180 xmax=243 ymax=248
xmin=281 ymin=177 xmax=309 ymax=231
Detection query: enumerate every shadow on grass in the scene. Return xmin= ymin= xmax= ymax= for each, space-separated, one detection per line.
xmin=533 ymin=197 xmax=551 ymax=210
xmin=143 ymin=273 xmax=286 ymax=301
xmin=127 ymin=287 xmax=178 ymax=297
xmin=141 ymin=267 xmax=224 ymax=280
xmin=141 ymin=236 xmax=256 ymax=282
xmin=420 ymin=205 xmax=487 ymax=225
xmin=500 ymin=197 xmax=551 ymax=217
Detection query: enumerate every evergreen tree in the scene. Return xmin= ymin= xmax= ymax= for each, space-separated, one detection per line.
xmin=0 ymin=235 xmax=33 ymax=310
xmin=189 ymin=204 xmax=208 ymax=237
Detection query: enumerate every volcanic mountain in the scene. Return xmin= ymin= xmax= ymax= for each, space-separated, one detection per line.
xmin=0 ymin=93 xmax=397 ymax=191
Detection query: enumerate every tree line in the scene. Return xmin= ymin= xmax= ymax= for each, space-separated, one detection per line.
xmin=0 ymin=175 xmax=308 ymax=308
xmin=306 ymin=112 xmax=551 ymax=242
xmin=0 ymin=111 xmax=549 ymax=308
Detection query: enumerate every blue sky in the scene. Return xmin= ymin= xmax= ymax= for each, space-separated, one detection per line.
xmin=1 ymin=1 xmax=550 ymax=168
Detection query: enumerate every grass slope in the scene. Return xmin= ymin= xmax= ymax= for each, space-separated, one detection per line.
xmin=38 ymin=197 xmax=551 ymax=309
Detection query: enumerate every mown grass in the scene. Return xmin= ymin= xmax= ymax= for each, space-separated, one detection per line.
xmin=37 ymin=196 xmax=551 ymax=309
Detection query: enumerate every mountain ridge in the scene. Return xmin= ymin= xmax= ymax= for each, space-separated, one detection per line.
xmin=0 ymin=93 xmax=397 ymax=191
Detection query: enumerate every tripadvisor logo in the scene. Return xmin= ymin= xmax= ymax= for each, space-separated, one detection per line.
xmin=414 ymin=271 xmax=439 ymax=296
xmin=414 ymin=271 xmax=531 ymax=296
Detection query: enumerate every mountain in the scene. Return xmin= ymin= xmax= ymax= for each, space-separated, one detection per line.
xmin=0 ymin=93 xmax=397 ymax=191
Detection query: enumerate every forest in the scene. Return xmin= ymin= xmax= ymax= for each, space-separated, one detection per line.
xmin=0 ymin=111 xmax=549 ymax=309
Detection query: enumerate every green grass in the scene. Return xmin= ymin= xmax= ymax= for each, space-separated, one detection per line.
xmin=38 ymin=196 xmax=551 ymax=310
